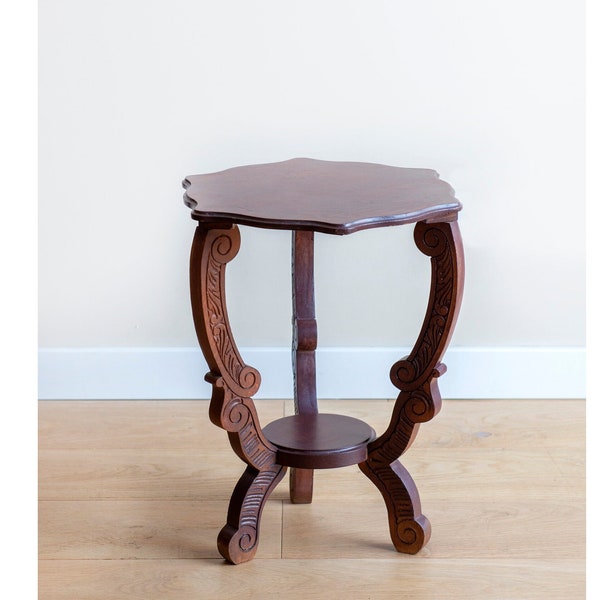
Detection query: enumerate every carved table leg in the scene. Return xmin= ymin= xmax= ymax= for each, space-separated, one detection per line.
xmin=289 ymin=230 xmax=318 ymax=503
xmin=359 ymin=219 xmax=464 ymax=554
xmin=190 ymin=224 xmax=286 ymax=564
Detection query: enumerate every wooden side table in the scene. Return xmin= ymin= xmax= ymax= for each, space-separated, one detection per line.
xmin=183 ymin=158 xmax=464 ymax=564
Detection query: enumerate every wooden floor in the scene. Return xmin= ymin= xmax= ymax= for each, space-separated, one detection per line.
xmin=39 ymin=398 xmax=585 ymax=599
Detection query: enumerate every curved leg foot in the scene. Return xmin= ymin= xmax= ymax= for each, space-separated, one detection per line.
xmin=360 ymin=384 xmax=439 ymax=554
xmin=190 ymin=224 xmax=286 ymax=563
xmin=361 ymin=219 xmax=464 ymax=554
xmin=359 ymin=458 xmax=431 ymax=554
xmin=218 ymin=464 xmax=287 ymax=564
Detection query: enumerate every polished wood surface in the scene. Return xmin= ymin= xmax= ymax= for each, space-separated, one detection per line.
xmin=263 ymin=413 xmax=376 ymax=468
xmin=185 ymin=159 xmax=465 ymax=562
xmin=183 ymin=158 xmax=461 ymax=235
xmin=39 ymin=399 xmax=586 ymax=599
xmin=359 ymin=220 xmax=464 ymax=553
xmin=289 ymin=230 xmax=318 ymax=503
xmin=190 ymin=224 xmax=286 ymax=564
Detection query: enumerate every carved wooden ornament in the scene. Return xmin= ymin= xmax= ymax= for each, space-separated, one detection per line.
xmin=186 ymin=159 xmax=464 ymax=563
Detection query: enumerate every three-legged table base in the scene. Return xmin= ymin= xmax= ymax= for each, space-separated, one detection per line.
xmin=190 ymin=219 xmax=464 ymax=563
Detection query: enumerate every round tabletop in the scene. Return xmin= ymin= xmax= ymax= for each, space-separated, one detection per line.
xmin=183 ymin=158 xmax=461 ymax=235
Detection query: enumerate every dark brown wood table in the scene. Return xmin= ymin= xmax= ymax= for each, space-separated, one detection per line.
xmin=183 ymin=158 xmax=464 ymax=564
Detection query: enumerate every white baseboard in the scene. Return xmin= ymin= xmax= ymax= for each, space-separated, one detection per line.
xmin=38 ymin=346 xmax=586 ymax=400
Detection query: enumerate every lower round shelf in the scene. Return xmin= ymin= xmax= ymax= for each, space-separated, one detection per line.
xmin=262 ymin=413 xmax=376 ymax=469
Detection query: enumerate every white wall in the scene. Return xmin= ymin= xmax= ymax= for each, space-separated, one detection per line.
xmin=38 ymin=1 xmax=585 ymax=398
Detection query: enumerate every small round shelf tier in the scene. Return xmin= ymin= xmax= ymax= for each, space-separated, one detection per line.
xmin=262 ymin=413 xmax=376 ymax=469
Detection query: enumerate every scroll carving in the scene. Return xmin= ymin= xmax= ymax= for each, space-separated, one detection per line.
xmin=390 ymin=220 xmax=463 ymax=391
xmin=190 ymin=224 xmax=285 ymax=563
xmin=218 ymin=463 xmax=286 ymax=561
xmin=360 ymin=219 xmax=464 ymax=554
xmin=199 ymin=226 xmax=261 ymax=398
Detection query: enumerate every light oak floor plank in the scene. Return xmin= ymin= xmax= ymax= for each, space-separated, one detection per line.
xmin=38 ymin=558 xmax=584 ymax=600
xmin=39 ymin=444 xmax=576 ymax=502
xmin=38 ymin=399 xmax=586 ymax=599
xmin=39 ymin=400 xmax=284 ymax=449
xmin=281 ymin=498 xmax=585 ymax=559
xmin=39 ymin=499 xmax=282 ymax=560
xmin=286 ymin=399 xmax=585 ymax=450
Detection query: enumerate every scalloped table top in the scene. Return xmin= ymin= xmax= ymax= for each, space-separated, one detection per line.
xmin=183 ymin=158 xmax=461 ymax=235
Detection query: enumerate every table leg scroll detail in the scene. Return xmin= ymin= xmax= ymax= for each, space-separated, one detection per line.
xmin=190 ymin=224 xmax=285 ymax=563
xmin=359 ymin=382 xmax=440 ymax=553
xmin=390 ymin=220 xmax=464 ymax=392
xmin=218 ymin=464 xmax=287 ymax=564
xmin=361 ymin=220 xmax=464 ymax=554
xmin=359 ymin=459 xmax=431 ymax=553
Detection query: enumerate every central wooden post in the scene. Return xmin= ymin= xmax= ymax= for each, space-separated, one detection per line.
xmin=290 ymin=230 xmax=318 ymax=503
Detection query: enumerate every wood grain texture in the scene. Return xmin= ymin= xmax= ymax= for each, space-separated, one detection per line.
xmin=291 ymin=230 xmax=318 ymax=416
xmin=289 ymin=229 xmax=318 ymax=503
xmin=287 ymin=453 xmax=584 ymax=504
xmin=190 ymin=224 xmax=286 ymax=563
xmin=38 ymin=447 xmax=580 ymax=503
xmin=38 ymin=400 xmax=284 ymax=449
xmin=284 ymin=398 xmax=586 ymax=450
xmin=184 ymin=163 xmax=466 ymax=562
xmin=38 ymin=399 xmax=585 ymax=599
xmin=263 ymin=413 xmax=376 ymax=468
xmin=183 ymin=158 xmax=461 ymax=235
xmin=359 ymin=220 xmax=464 ymax=554
xmin=39 ymin=559 xmax=584 ymax=600
xmin=38 ymin=448 xmax=250 ymax=501
xmin=38 ymin=397 xmax=584 ymax=452
xmin=39 ymin=500 xmax=282 ymax=560
xmin=281 ymin=498 xmax=584 ymax=559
